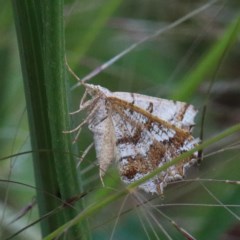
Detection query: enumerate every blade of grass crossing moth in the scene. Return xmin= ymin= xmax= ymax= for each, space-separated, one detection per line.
xmin=43 ymin=123 xmax=240 ymax=240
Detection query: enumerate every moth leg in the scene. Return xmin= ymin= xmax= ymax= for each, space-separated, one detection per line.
xmin=99 ymin=172 xmax=105 ymax=187
xmin=63 ymin=102 xmax=99 ymax=143
xmin=70 ymin=94 xmax=98 ymax=115
xmin=74 ymin=103 xmax=101 ymax=143
xmin=76 ymin=142 xmax=94 ymax=168
xmin=63 ymin=118 xmax=87 ymax=134
xmin=80 ymin=89 xmax=88 ymax=108
xmin=159 ymin=180 xmax=167 ymax=195
xmin=69 ymin=90 xmax=88 ymax=115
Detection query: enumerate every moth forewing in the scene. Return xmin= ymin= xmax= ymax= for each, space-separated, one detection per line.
xmin=112 ymin=92 xmax=198 ymax=132
xmin=71 ymin=83 xmax=199 ymax=194
xmin=108 ymin=94 xmax=199 ymax=194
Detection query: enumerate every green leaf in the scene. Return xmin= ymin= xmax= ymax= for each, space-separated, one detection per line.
xmin=11 ymin=0 xmax=90 ymax=238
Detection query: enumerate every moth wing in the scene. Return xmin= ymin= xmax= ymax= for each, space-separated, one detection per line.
xmin=88 ymin=99 xmax=116 ymax=183
xmin=109 ymin=99 xmax=199 ymax=194
xmin=113 ymin=92 xmax=197 ymax=132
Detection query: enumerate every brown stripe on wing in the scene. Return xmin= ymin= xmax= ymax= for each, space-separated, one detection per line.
xmin=108 ymin=96 xmax=191 ymax=138
xmin=175 ymin=103 xmax=190 ymax=121
xmin=146 ymin=102 xmax=154 ymax=113
xmin=175 ymin=103 xmax=197 ymax=132
xmin=120 ymin=155 xmax=149 ymax=180
xmin=116 ymin=126 xmax=142 ymax=145
xmin=110 ymin=97 xmax=194 ymax=150
xmin=145 ymin=119 xmax=194 ymax=149
xmin=120 ymin=141 xmax=166 ymax=180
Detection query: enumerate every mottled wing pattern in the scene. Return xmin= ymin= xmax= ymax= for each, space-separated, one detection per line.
xmin=82 ymin=84 xmax=199 ymax=194
xmin=113 ymin=92 xmax=197 ymax=132
xmin=108 ymin=94 xmax=199 ymax=194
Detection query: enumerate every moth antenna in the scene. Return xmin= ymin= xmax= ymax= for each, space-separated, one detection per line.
xmin=65 ymin=56 xmax=85 ymax=86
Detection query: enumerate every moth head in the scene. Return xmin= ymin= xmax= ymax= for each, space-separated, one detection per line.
xmin=85 ymin=83 xmax=111 ymax=98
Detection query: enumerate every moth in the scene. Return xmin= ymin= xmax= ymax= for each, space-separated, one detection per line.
xmin=68 ymin=81 xmax=199 ymax=194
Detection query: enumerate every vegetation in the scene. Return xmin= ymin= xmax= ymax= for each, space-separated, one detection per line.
xmin=0 ymin=0 xmax=240 ymax=239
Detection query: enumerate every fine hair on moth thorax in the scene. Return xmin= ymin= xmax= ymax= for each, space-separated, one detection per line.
xmin=64 ymin=63 xmax=200 ymax=195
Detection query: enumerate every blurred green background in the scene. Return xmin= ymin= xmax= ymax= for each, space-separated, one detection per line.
xmin=0 ymin=0 xmax=240 ymax=239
